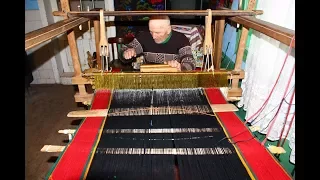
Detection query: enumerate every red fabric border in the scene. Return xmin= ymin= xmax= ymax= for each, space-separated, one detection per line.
xmin=204 ymin=88 xmax=292 ymax=180
xmin=48 ymin=90 xmax=111 ymax=180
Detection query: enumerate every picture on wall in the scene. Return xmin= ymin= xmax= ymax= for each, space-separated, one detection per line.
xmin=26 ymin=0 xmax=39 ymax=10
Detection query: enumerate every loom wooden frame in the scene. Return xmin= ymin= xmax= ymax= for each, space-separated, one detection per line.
xmin=25 ymin=0 xmax=295 ymax=103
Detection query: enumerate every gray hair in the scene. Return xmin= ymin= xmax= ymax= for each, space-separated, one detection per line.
xmin=149 ymin=15 xmax=171 ymax=28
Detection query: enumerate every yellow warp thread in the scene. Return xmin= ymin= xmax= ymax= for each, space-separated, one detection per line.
xmin=91 ymin=72 xmax=228 ymax=90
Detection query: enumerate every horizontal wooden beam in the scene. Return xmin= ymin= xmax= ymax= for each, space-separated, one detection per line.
xmin=25 ymin=17 xmax=89 ymax=51
xmin=219 ymin=8 xmax=295 ymax=48
xmin=140 ymin=65 xmax=179 ymax=72
xmin=73 ymin=70 xmax=245 ymax=86
xmin=229 ymin=16 xmax=295 ymax=48
xmin=210 ymin=104 xmax=238 ymax=112
xmin=52 ymin=9 xmax=263 ymax=17
xmin=67 ymin=109 xmax=109 ymax=117
xmin=74 ymin=92 xmax=93 ymax=103
xmin=66 ymin=104 xmax=238 ymax=118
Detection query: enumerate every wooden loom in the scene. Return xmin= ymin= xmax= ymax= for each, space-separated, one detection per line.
xmin=24 ymin=0 xmax=296 ymax=134
xmin=24 ymin=0 xmax=295 ymax=139
xmin=25 ymin=1 xmax=295 ymax=179
xmin=25 ymin=0 xmax=295 ymax=106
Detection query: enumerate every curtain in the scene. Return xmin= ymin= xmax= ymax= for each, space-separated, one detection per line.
xmin=237 ymin=0 xmax=295 ymax=164
xmin=221 ymin=0 xmax=238 ymax=69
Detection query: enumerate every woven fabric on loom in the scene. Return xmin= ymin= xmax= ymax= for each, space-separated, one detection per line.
xmin=47 ymin=88 xmax=292 ymax=180
xmin=85 ymin=88 xmax=252 ymax=180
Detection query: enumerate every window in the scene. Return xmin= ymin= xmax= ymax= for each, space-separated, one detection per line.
xmin=56 ymin=0 xmax=105 ymax=11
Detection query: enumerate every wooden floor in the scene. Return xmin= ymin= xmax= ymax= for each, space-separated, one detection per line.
xmin=25 ymin=84 xmax=86 ymax=180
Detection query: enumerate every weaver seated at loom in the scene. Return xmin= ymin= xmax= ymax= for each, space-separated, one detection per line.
xmin=121 ymin=15 xmax=196 ymax=72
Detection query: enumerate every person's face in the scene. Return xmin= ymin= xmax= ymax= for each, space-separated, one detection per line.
xmin=149 ymin=21 xmax=170 ymax=44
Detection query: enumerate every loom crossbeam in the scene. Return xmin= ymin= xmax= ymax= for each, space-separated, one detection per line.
xmin=25 ymin=17 xmax=89 ymax=51
xmin=220 ymin=7 xmax=295 ymax=48
xmin=67 ymin=109 xmax=109 ymax=117
xmin=66 ymin=103 xmax=238 ymax=117
xmin=52 ymin=9 xmax=263 ymax=18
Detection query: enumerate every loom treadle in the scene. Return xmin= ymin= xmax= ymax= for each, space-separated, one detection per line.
xmin=74 ymin=92 xmax=93 ymax=103
xmin=41 ymin=145 xmax=65 ymax=152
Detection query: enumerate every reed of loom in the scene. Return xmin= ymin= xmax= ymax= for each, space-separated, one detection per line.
xmin=87 ymin=72 xmax=229 ymax=90
xmin=42 ymin=0 xmax=268 ymax=104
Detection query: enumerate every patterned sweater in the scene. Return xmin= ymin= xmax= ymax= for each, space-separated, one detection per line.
xmin=121 ymin=31 xmax=196 ymax=71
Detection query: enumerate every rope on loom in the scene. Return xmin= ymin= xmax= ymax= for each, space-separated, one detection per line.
xmin=277 ymin=88 xmax=295 ymax=147
xmin=249 ymin=85 xmax=295 ymax=126
xmin=224 ymin=85 xmax=294 ymax=145
xmin=260 ymin=36 xmax=295 ymax=145
xmin=261 ymin=68 xmax=294 ymax=145
xmin=218 ymin=35 xmax=295 ymax=147
xmin=260 ymin=71 xmax=294 ymax=145
xmin=281 ymin=112 xmax=295 ymax=147
xmin=243 ymin=35 xmax=295 ymax=125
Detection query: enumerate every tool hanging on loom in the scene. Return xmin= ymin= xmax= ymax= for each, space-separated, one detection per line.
xmin=91 ymin=0 xmax=95 ymax=9
xmin=87 ymin=6 xmax=91 ymax=39
xmin=78 ymin=0 xmax=83 ymax=30
xmin=202 ymin=9 xmax=214 ymax=72
xmin=99 ymin=9 xmax=110 ymax=72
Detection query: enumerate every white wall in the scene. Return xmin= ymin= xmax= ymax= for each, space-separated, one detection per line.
xmin=25 ymin=9 xmax=57 ymax=84
xmin=25 ymin=0 xmax=116 ymax=85
xmin=70 ymin=0 xmax=105 ymax=11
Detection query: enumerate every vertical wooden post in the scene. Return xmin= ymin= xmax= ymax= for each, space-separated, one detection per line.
xmin=229 ymin=0 xmax=256 ymax=97
xmin=60 ymin=0 xmax=82 ymax=77
xmin=94 ymin=19 xmax=101 ymax=69
xmin=61 ymin=0 xmax=90 ymax=103
xmin=213 ymin=17 xmax=225 ymax=70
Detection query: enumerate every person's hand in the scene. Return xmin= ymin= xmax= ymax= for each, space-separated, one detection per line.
xmin=165 ymin=60 xmax=181 ymax=71
xmin=123 ymin=48 xmax=136 ymax=60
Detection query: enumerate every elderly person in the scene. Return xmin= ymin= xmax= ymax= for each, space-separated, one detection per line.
xmin=121 ymin=15 xmax=196 ymax=71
